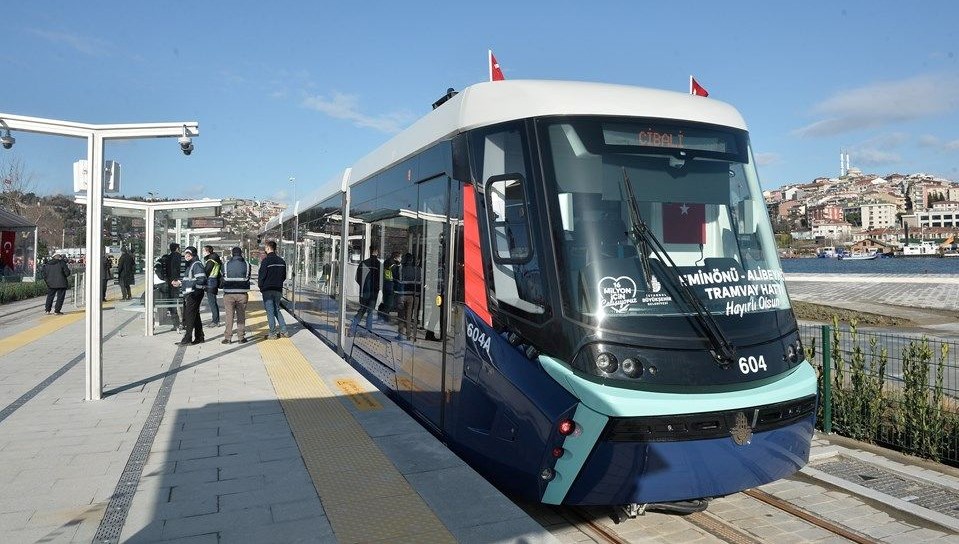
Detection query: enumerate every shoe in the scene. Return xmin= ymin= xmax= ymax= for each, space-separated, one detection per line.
xmin=279 ymin=331 xmax=288 ymax=338
xmin=192 ymin=338 xmax=205 ymax=345
xmin=221 ymin=339 xmax=231 ymax=344
xmin=238 ymin=338 xmax=247 ymax=344
xmin=174 ymin=340 xmax=192 ymax=346
xmin=45 ymin=311 xmax=51 ymax=315
xmin=264 ymin=333 xmax=278 ymax=340
xmin=54 ymin=311 xmax=64 ymax=315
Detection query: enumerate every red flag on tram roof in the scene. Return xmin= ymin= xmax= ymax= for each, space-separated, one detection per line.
xmin=663 ymin=202 xmax=706 ymax=244
xmin=690 ymin=76 xmax=709 ymax=97
xmin=489 ymin=50 xmax=505 ymax=81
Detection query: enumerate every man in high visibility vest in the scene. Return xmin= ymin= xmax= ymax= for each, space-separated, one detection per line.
xmin=172 ymin=246 xmax=207 ymax=345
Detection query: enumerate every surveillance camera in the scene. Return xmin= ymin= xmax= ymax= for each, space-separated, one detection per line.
xmin=0 ymin=132 xmax=14 ymax=150
xmin=178 ymin=136 xmax=193 ymax=156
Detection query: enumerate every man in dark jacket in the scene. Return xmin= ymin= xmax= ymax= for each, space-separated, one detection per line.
xmin=172 ymin=246 xmax=207 ymax=345
xmin=101 ymin=252 xmax=113 ymax=302
xmin=116 ymin=248 xmax=135 ymax=300
xmin=202 ymin=245 xmax=223 ymax=326
xmin=159 ymin=243 xmax=183 ymax=330
xmin=257 ymin=240 xmax=287 ymax=339
xmin=41 ymin=255 xmax=71 ymax=314
xmin=350 ymin=245 xmax=380 ymax=334
xmin=221 ymin=247 xmax=251 ymax=344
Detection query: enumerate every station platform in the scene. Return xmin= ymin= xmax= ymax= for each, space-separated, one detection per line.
xmin=0 ymin=291 xmax=559 ymax=543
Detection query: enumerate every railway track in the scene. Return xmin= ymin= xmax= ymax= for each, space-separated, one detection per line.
xmin=551 ymin=494 xmax=880 ymax=544
xmin=527 ymin=468 xmax=958 ymax=544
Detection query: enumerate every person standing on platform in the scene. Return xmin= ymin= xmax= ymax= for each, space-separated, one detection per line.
xmin=101 ymin=252 xmax=113 ymax=302
xmin=202 ymin=245 xmax=223 ymax=327
xmin=378 ymin=251 xmax=401 ymax=323
xmin=350 ymin=245 xmax=380 ymax=334
xmin=258 ymin=240 xmax=288 ymax=339
xmin=221 ymin=247 xmax=251 ymax=344
xmin=172 ymin=246 xmax=207 ymax=345
xmin=158 ymin=243 xmax=183 ymax=330
xmin=396 ymin=252 xmax=421 ymax=340
xmin=41 ymin=254 xmax=71 ymax=315
xmin=116 ymin=248 xmax=135 ymax=300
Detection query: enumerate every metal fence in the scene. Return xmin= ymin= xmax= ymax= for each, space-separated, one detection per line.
xmin=799 ymin=323 xmax=959 ymax=466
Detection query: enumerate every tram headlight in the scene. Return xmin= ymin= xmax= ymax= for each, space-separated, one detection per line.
xmin=785 ymin=344 xmax=799 ymax=365
xmin=595 ymin=352 xmax=618 ymax=373
xmin=621 ymin=357 xmax=644 ymax=379
xmin=794 ymin=338 xmax=804 ymax=361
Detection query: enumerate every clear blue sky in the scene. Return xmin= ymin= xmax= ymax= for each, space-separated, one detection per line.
xmin=3 ymin=1 xmax=958 ymax=206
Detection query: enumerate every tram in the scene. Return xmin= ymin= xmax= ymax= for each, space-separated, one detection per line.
xmin=262 ymin=80 xmax=817 ymax=513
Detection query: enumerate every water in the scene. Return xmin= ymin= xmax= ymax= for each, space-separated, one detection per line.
xmin=781 ymin=256 xmax=959 ymax=275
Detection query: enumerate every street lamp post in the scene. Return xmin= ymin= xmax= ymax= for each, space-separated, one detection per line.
xmin=289 ymin=176 xmax=297 ymax=316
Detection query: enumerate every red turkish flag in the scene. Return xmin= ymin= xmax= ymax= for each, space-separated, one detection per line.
xmin=690 ymin=76 xmax=709 ymax=97
xmin=663 ymin=203 xmax=706 ymax=244
xmin=489 ymin=50 xmax=505 ymax=81
xmin=1 ymin=231 xmax=15 ymax=269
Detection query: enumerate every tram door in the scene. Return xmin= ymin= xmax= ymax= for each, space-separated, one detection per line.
xmin=411 ymin=176 xmax=449 ymax=429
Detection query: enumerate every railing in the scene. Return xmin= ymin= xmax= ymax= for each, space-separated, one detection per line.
xmin=799 ymin=322 xmax=959 ymax=466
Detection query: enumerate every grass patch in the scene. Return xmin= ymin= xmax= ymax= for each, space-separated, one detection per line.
xmin=793 ymin=300 xmax=914 ymax=327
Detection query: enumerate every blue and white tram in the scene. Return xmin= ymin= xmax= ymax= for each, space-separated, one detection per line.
xmin=262 ymin=80 xmax=817 ymax=511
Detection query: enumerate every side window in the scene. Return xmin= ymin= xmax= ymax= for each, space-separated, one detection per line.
xmin=486 ymin=175 xmax=531 ymax=262
xmin=472 ymin=125 xmax=546 ymax=316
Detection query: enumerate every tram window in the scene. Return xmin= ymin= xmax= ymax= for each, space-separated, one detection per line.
xmin=472 ymin=125 xmax=546 ymax=316
xmin=487 ymin=176 xmax=531 ymax=263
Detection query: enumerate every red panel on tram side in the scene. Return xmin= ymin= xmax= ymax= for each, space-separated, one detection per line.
xmin=463 ymin=184 xmax=492 ymax=326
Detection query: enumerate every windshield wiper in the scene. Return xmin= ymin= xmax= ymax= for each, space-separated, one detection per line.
xmin=620 ymin=167 xmax=737 ymax=367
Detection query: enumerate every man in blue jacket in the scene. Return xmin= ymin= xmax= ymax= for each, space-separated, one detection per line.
xmin=221 ymin=246 xmax=251 ymax=344
xmin=257 ymin=240 xmax=287 ymax=339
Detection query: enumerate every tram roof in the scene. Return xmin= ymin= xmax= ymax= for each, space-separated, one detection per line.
xmin=347 ymin=79 xmax=748 ymax=185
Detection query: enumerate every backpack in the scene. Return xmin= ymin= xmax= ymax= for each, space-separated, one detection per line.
xmin=209 ymin=259 xmax=221 ymax=279
xmin=383 ymin=266 xmax=393 ymax=282
xmin=155 ymin=254 xmax=170 ymax=281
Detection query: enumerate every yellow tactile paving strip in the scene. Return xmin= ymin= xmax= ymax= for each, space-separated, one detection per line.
xmin=249 ymin=303 xmax=456 ymax=543
xmin=0 ymin=311 xmax=85 ymax=358
xmin=0 ymin=280 xmax=146 ymax=358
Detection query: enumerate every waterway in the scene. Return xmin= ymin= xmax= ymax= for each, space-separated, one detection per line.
xmin=781 ymin=256 xmax=959 ymax=275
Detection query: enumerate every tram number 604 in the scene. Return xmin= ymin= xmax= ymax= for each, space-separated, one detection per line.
xmin=738 ymin=355 xmax=767 ymax=374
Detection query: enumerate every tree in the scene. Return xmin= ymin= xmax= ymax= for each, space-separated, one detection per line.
xmin=0 ymin=154 xmax=37 ymax=215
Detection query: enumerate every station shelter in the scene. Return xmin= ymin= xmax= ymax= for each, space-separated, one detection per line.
xmin=75 ymin=196 xmax=222 ymax=336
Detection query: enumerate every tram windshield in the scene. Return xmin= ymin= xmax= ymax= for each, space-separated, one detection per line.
xmin=539 ymin=117 xmax=789 ymax=330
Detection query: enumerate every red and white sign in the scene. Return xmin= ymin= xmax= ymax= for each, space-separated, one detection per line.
xmin=663 ymin=202 xmax=706 ymax=244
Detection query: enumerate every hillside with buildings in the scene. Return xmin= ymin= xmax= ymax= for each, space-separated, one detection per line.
xmin=765 ymin=165 xmax=959 ymax=256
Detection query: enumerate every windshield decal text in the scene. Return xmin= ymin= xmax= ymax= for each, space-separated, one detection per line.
xmin=598 ymin=276 xmax=639 ymax=313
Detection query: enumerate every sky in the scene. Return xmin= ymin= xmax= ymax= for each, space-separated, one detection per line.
xmin=2 ymin=1 xmax=958 ymax=208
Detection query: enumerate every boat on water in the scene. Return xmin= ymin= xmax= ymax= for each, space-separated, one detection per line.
xmin=901 ymin=241 xmax=939 ymax=256
xmin=839 ymin=252 xmax=878 ymax=261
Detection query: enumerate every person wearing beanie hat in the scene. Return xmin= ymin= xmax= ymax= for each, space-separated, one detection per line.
xmin=172 ymin=246 xmax=207 ymax=345
xmin=221 ymin=246 xmax=251 ymax=344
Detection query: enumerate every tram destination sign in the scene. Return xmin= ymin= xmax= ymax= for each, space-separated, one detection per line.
xmin=603 ymin=123 xmax=736 ymax=154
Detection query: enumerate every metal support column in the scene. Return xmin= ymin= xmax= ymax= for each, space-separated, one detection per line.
xmin=85 ymin=133 xmax=104 ymax=401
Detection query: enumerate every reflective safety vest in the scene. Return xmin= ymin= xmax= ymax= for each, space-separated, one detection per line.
xmin=222 ymin=257 xmax=252 ymax=294
xmin=181 ymin=260 xmax=207 ymax=295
